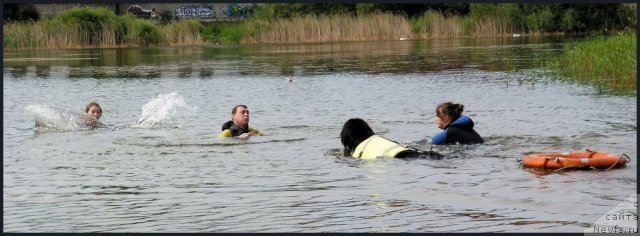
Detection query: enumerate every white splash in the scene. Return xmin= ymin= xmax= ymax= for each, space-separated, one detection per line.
xmin=134 ymin=92 xmax=196 ymax=128
xmin=26 ymin=104 xmax=93 ymax=131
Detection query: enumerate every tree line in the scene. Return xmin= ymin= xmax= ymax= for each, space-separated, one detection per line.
xmin=250 ymin=3 xmax=636 ymax=34
xmin=5 ymin=3 xmax=635 ymax=34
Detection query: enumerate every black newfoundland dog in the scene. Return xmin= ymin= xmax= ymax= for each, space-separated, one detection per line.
xmin=340 ymin=118 xmax=443 ymax=159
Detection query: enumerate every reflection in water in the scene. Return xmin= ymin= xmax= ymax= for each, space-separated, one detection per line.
xmin=4 ymin=36 xmax=573 ymax=80
xmin=178 ymin=64 xmax=193 ymax=79
xmin=199 ymin=68 xmax=214 ymax=78
xmin=7 ymin=66 xmax=28 ymax=78
xmin=35 ymin=65 xmax=50 ymax=78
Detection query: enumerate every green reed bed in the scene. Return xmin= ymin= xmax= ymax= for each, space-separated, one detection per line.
xmin=160 ymin=20 xmax=203 ymax=46
xmin=548 ymin=32 xmax=637 ymax=94
xmin=3 ymin=6 xmax=204 ymax=49
xmin=200 ymin=21 xmax=244 ymax=43
xmin=241 ymin=13 xmax=411 ymax=44
xmin=5 ymin=6 xmax=634 ymax=49
xmin=410 ymin=11 xmax=518 ymax=39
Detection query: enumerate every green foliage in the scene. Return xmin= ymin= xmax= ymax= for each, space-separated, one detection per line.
xmin=137 ymin=21 xmax=162 ymax=45
xmin=548 ymin=32 xmax=636 ymax=93
xmin=200 ymin=21 xmax=244 ymax=42
xmin=4 ymin=4 xmax=40 ymax=22
xmin=253 ymin=3 xmax=470 ymax=19
xmin=617 ymin=4 xmax=636 ymax=30
xmin=4 ymin=3 xmax=637 ymax=49
xmin=177 ymin=19 xmax=203 ymax=32
xmin=470 ymin=3 xmax=520 ymax=31
xmin=250 ymin=3 xmax=357 ymax=19
xmin=460 ymin=16 xmax=474 ymax=36
xmin=537 ymin=8 xmax=555 ymax=32
xmin=410 ymin=11 xmax=433 ymax=33
xmin=466 ymin=3 xmax=636 ymax=34
xmin=113 ymin=14 xmax=132 ymax=45
xmin=160 ymin=19 xmax=203 ymax=45
xmin=469 ymin=3 xmax=504 ymax=18
xmin=522 ymin=7 xmax=554 ymax=33
xmin=306 ymin=3 xmax=355 ymax=16
xmin=219 ymin=26 xmax=246 ymax=43
xmin=55 ymin=6 xmax=118 ymax=26
xmin=428 ymin=4 xmax=470 ymax=16
xmin=356 ymin=3 xmax=376 ymax=17
xmin=159 ymin=10 xmax=173 ymax=25
xmin=248 ymin=3 xmax=635 ymax=37
xmin=54 ymin=6 xmax=118 ymax=45
xmin=242 ymin=19 xmax=271 ymax=39
xmin=250 ymin=4 xmax=277 ymax=19
xmin=559 ymin=8 xmax=582 ymax=32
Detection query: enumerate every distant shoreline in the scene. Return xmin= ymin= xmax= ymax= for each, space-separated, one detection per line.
xmin=4 ymin=4 xmax=634 ymax=50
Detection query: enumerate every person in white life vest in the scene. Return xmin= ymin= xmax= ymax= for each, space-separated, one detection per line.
xmin=340 ymin=118 xmax=442 ymax=159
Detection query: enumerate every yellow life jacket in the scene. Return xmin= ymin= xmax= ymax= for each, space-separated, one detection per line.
xmin=351 ymin=135 xmax=413 ymax=159
xmin=218 ymin=127 xmax=260 ymax=139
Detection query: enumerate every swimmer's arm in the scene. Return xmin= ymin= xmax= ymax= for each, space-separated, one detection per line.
xmin=236 ymin=128 xmax=263 ymax=140
xmin=249 ymin=128 xmax=263 ymax=136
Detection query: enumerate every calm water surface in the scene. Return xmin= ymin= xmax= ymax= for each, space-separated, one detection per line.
xmin=3 ymin=37 xmax=637 ymax=232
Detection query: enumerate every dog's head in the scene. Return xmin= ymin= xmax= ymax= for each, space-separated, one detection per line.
xmin=340 ymin=118 xmax=374 ymax=156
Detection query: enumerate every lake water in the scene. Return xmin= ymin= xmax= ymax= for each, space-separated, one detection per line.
xmin=3 ymin=37 xmax=637 ymax=232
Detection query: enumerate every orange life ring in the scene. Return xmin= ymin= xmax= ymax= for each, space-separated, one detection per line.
xmin=522 ymin=150 xmax=630 ymax=170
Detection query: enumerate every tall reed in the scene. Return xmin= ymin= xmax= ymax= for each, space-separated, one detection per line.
xmin=242 ymin=13 xmax=410 ymax=44
xmin=548 ymin=32 xmax=636 ymax=93
xmin=410 ymin=11 xmax=516 ymax=39
xmin=411 ymin=11 xmax=463 ymax=38
xmin=3 ymin=6 xmax=205 ymax=50
xmin=161 ymin=20 xmax=204 ymax=46
xmin=5 ymin=9 xmax=632 ymax=49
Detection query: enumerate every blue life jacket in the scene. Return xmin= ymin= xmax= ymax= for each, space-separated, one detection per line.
xmin=430 ymin=115 xmax=484 ymax=145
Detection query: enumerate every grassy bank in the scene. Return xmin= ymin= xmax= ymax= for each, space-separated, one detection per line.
xmin=3 ymin=6 xmax=635 ymax=49
xmin=3 ymin=7 xmax=570 ymax=49
xmin=3 ymin=7 xmax=204 ymax=49
xmin=548 ymin=32 xmax=636 ymax=94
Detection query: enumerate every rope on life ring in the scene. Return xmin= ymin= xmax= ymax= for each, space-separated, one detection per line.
xmin=604 ymin=153 xmax=631 ymax=170
xmin=622 ymin=153 xmax=631 ymax=163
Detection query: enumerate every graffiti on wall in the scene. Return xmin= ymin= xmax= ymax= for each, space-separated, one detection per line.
xmin=125 ymin=4 xmax=254 ymax=20
xmin=175 ymin=6 xmax=216 ymax=19
xmin=127 ymin=5 xmax=158 ymax=19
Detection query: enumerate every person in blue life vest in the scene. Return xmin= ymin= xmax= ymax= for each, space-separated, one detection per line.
xmin=340 ymin=118 xmax=442 ymax=159
xmin=430 ymin=101 xmax=484 ymax=145
xmin=218 ymin=104 xmax=261 ymax=140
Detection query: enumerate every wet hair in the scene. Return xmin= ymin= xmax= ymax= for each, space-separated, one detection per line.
xmin=436 ymin=102 xmax=464 ymax=123
xmin=85 ymin=102 xmax=102 ymax=113
xmin=231 ymin=104 xmax=247 ymax=114
xmin=340 ymin=118 xmax=375 ymax=157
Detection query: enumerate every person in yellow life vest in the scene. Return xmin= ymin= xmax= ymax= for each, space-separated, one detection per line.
xmin=340 ymin=118 xmax=442 ymax=159
xmin=218 ymin=104 xmax=261 ymax=140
